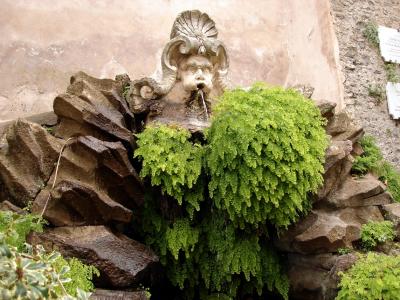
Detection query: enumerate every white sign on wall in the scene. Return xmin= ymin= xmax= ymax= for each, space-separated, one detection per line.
xmin=386 ymin=82 xmax=400 ymax=119
xmin=379 ymin=26 xmax=400 ymax=64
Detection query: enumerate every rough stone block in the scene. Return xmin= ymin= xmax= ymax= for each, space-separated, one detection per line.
xmin=29 ymin=226 xmax=159 ymax=288
xmin=0 ymin=120 xmax=62 ymax=207
xmin=276 ymin=206 xmax=383 ymax=254
xmin=32 ymin=136 xmax=143 ymax=226
xmin=326 ymin=174 xmax=386 ymax=208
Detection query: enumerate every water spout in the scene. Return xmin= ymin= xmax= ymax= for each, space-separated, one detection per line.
xmin=198 ymin=89 xmax=209 ymax=121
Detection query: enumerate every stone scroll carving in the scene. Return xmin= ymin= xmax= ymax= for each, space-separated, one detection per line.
xmin=126 ymin=10 xmax=229 ymax=132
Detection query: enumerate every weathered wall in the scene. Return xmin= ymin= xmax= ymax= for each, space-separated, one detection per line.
xmin=331 ymin=0 xmax=400 ymax=168
xmin=0 ymin=0 xmax=344 ymax=121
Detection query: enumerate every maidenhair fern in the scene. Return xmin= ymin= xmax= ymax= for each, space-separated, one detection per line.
xmin=134 ymin=124 xmax=204 ymax=213
xmin=206 ymin=84 xmax=328 ymax=227
xmin=53 ymin=257 xmax=100 ymax=296
xmin=166 ymin=218 xmax=199 ymax=260
xmin=134 ymin=83 xmax=328 ymax=299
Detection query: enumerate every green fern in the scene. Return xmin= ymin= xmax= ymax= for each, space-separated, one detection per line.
xmin=134 ymin=124 xmax=204 ymax=210
xmin=134 ymin=84 xmax=328 ymax=299
xmin=352 ymin=136 xmax=383 ymax=175
xmin=336 ymin=253 xmax=400 ymax=300
xmin=53 ymin=257 xmax=100 ymax=296
xmin=166 ymin=218 xmax=199 ymax=260
xmin=352 ymin=135 xmax=400 ymax=201
xmin=206 ymin=84 xmax=328 ymax=227
xmin=0 ymin=210 xmax=43 ymax=251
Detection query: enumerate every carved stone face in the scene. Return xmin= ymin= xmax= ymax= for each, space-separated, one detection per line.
xmin=178 ymin=55 xmax=213 ymax=93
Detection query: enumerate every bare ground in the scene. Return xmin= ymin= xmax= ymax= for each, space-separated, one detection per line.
xmin=330 ymin=0 xmax=400 ymax=168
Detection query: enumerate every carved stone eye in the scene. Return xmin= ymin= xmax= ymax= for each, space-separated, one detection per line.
xmin=202 ymin=67 xmax=211 ymax=74
xmin=189 ymin=66 xmax=198 ymax=74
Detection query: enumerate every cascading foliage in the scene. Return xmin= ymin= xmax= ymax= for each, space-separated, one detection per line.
xmin=206 ymin=84 xmax=328 ymax=227
xmin=134 ymin=83 xmax=328 ymax=299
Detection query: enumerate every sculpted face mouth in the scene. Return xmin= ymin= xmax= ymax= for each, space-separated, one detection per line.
xmin=178 ymin=55 xmax=213 ymax=93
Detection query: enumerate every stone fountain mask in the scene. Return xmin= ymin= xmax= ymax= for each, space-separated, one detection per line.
xmin=177 ymin=55 xmax=214 ymax=94
xmin=127 ymin=10 xmax=229 ymax=132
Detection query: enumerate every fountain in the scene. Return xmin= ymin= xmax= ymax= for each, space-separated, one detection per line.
xmin=126 ymin=10 xmax=229 ymax=132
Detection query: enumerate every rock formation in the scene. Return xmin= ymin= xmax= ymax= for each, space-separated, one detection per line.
xmin=32 ymin=135 xmax=143 ymax=226
xmin=54 ymin=72 xmax=134 ymax=145
xmin=276 ymin=102 xmax=399 ymax=300
xmin=0 ymin=119 xmax=62 ymax=207
xmin=0 ymin=9 xmax=399 ymax=300
xmin=28 ymin=226 xmax=159 ymax=288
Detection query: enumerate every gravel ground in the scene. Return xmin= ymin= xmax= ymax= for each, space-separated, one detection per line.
xmin=330 ymin=0 xmax=400 ymax=168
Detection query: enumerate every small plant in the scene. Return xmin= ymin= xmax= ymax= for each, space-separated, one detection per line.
xmin=363 ymin=22 xmax=379 ymax=48
xmin=0 ymin=242 xmax=91 ymax=300
xmin=367 ymin=84 xmax=385 ymax=104
xmin=144 ymin=288 xmax=151 ymax=299
xmin=336 ymin=252 xmax=400 ymax=300
xmin=0 ymin=210 xmax=99 ymax=299
xmin=380 ymin=161 xmax=400 ymax=202
xmin=53 ymin=257 xmax=100 ymax=297
xmin=337 ymin=248 xmax=352 ymax=255
xmin=352 ymin=135 xmax=400 ymax=201
xmin=352 ymin=136 xmax=383 ymax=175
xmin=45 ymin=126 xmax=54 ymax=134
xmin=385 ymin=63 xmax=400 ymax=83
xmin=0 ymin=210 xmax=44 ymax=251
xmin=122 ymin=83 xmax=131 ymax=100
xmin=360 ymin=220 xmax=395 ymax=250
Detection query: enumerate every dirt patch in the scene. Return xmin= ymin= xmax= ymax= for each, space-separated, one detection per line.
xmin=330 ymin=0 xmax=400 ymax=168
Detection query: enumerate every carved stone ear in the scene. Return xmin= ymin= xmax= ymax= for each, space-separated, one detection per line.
xmin=208 ymin=41 xmax=229 ymax=90
xmin=159 ymin=36 xmax=193 ymax=94
xmin=215 ymin=44 xmax=229 ymax=90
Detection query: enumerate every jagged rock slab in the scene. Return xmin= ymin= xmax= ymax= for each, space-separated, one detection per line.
xmin=326 ymin=111 xmax=352 ymax=135
xmin=29 ymin=226 xmax=159 ymax=288
xmin=0 ymin=111 xmax=57 ymax=137
xmin=325 ymin=110 xmax=364 ymax=144
xmin=332 ymin=124 xmax=364 ymax=144
xmin=276 ymin=206 xmax=384 ymax=254
xmin=0 ymin=120 xmax=62 ymax=207
xmin=318 ymin=152 xmax=353 ymax=201
xmin=90 ymin=289 xmax=148 ymax=300
xmin=0 ymin=200 xmax=26 ymax=214
xmin=317 ymin=101 xmax=336 ymax=120
xmin=53 ymin=72 xmax=134 ymax=145
xmin=326 ymin=174 xmax=387 ymax=208
xmin=288 ymin=253 xmax=357 ymax=300
xmin=383 ymin=203 xmax=400 ymax=225
xmin=317 ymin=139 xmax=354 ymax=202
xmin=33 ymin=180 xmax=133 ymax=226
xmin=324 ymin=140 xmax=353 ymax=171
xmin=382 ymin=203 xmax=400 ymax=237
xmin=32 ymin=136 xmax=143 ymax=226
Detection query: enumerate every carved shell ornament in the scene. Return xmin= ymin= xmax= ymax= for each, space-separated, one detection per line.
xmin=159 ymin=10 xmax=229 ymax=95
xmin=170 ymin=10 xmax=218 ymax=54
